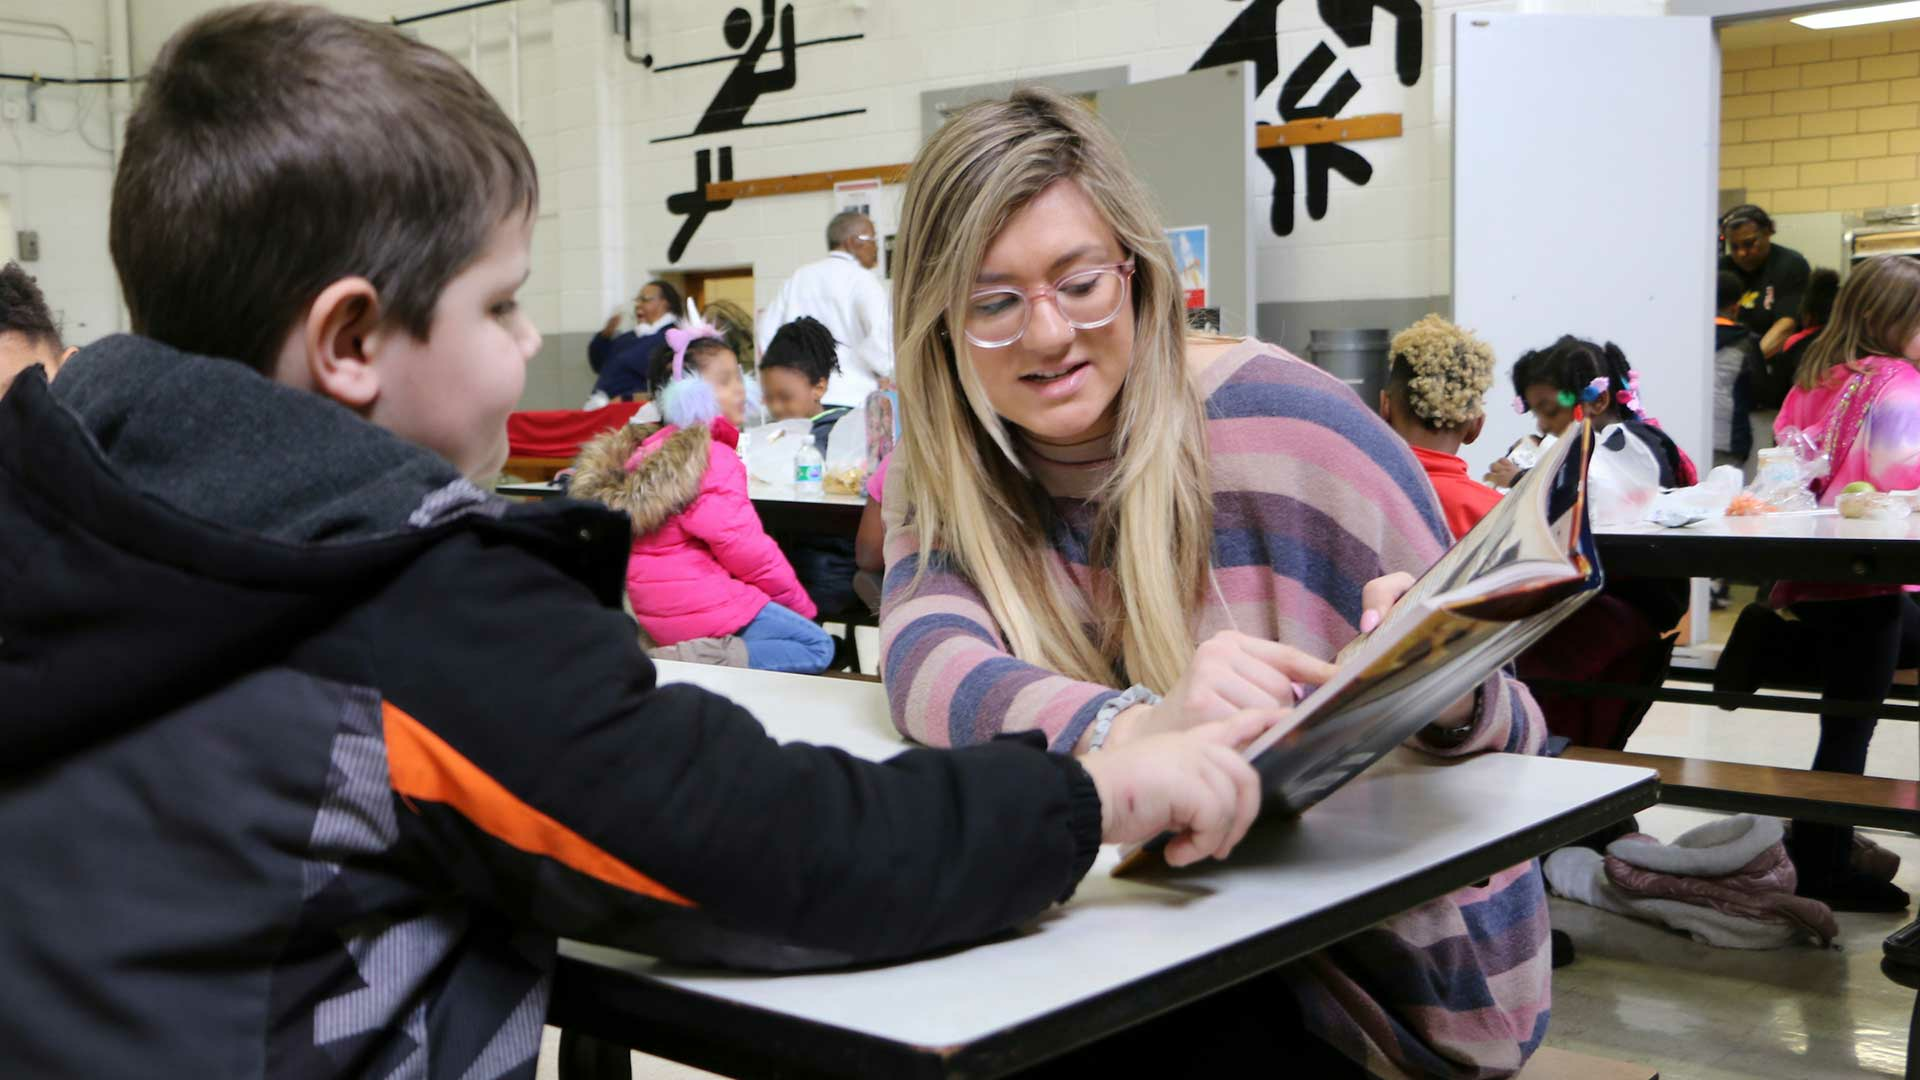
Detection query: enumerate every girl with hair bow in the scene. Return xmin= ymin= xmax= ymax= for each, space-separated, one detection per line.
xmin=569 ymin=300 xmax=836 ymax=673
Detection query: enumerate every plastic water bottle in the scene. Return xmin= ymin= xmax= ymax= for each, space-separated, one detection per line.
xmin=794 ymin=441 xmax=824 ymax=495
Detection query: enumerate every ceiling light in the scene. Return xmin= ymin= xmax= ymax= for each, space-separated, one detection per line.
xmin=1792 ymin=2 xmax=1920 ymax=29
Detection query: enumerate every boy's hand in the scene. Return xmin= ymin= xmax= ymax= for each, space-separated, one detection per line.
xmin=1082 ymin=712 xmax=1270 ymax=866
xmin=1483 ymin=458 xmax=1521 ymax=488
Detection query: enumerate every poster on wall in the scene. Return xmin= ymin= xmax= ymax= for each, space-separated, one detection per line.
xmin=1167 ymin=225 xmax=1209 ymax=310
xmin=834 ymin=177 xmax=880 ymax=219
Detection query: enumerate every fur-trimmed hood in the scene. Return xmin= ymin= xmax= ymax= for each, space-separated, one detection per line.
xmin=570 ymin=422 xmax=712 ymax=535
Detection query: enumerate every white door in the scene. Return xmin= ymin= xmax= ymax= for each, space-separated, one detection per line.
xmin=1453 ymin=13 xmax=1717 ymax=479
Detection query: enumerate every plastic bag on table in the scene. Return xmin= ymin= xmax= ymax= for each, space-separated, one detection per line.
xmin=1647 ymin=465 xmax=1744 ymax=527
xmin=740 ymin=419 xmax=814 ymax=486
xmin=1587 ymin=422 xmax=1663 ymax=527
xmin=1730 ymin=425 xmax=1830 ymax=515
xmin=822 ymin=407 xmax=870 ymax=495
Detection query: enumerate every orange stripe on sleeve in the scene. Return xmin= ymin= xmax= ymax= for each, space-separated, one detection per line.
xmin=382 ymin=701 xmax=695 ymax=908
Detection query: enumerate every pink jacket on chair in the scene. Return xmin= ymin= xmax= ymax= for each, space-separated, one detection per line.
xmin=569 ymin=419 xmax=816 ymax=645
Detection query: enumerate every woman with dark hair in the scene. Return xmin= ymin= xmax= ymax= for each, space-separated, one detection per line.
xmin=586 ymin=278 xmax=682 ymax=404
xmin=1717 ymin=203 xmax=1811 ymax=357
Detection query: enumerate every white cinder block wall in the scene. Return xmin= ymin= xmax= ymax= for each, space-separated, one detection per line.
xmin=0 ymin=0 xmax=129 ymax=346
xmin=7 ymin=0 xmax=1662 ymax=406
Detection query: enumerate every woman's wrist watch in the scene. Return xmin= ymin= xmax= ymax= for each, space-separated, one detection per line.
xmin=1422 ymin=684 xmax=1486 ymax=748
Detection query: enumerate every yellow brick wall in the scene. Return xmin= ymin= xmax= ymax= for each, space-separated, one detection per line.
xmin=1722 ymin=27 xmax=1920 ymax=214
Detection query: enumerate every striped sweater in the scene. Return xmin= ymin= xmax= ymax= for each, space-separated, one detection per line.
xmin=880 ymin=341 xmax=1551 ymax=1079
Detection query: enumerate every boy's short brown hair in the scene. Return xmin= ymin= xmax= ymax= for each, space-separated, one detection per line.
xmin=110 ymin=2 xmax=538 ymax=373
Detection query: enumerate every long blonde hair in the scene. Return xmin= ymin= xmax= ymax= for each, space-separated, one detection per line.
xmin=892 ymin=87 xmax=1213 ymax=691
xmin=1798 ymin=255 xmax=1920 ymax=390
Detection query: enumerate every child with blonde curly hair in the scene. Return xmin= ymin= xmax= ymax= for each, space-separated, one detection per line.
xmin=1377 ymin=314 xmax=1500 ymax=538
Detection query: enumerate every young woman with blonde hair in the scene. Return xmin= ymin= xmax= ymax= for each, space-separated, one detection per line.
xmin=882 ymin=86 xmax=1552 ymax=1077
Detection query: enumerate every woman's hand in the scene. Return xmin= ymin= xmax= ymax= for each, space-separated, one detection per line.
xmin=600 ymin=311 xmax=623 ymax=339
xmin=1355 ymin=570 xmax=1476 ymax=730
xmin=1081 ymin=711 xmax=1273 ymax=866
xmin=1096 ymin=631 xmax=1335 ymax=751
xmin=1483 ymin=458 xmax=1521 ymax=488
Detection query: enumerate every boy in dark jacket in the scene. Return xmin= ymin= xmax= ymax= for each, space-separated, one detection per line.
xmin=0 ymin=7 xmax=1266 ymax=1078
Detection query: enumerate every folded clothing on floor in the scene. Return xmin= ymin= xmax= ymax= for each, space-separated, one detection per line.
xmin=1544 ymin=815 xmax=1837 ymax=949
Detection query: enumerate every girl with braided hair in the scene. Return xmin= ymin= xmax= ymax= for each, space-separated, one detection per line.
xmin=760 ymin=316 xmax=862 ymax=618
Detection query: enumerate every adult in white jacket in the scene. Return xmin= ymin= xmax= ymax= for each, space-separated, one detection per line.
xmin=757 ymin=211 xmax=893 ymax=407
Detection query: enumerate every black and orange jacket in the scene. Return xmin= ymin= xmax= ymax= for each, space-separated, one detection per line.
xmin=0 ymin=337 xmax=1101 ymax=1079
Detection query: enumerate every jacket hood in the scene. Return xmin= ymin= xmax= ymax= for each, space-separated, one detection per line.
xmin=568 ymin=422 xmax=711 ymax=535
xmin=1715 ymin=321 xmax=1754 ymax=351
xmin=0 ymin=336 xmax=629 ymax=765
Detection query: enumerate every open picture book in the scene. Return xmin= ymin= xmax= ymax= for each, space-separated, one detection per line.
xmin=1117 ymin=420 xmax=1603 ymax=874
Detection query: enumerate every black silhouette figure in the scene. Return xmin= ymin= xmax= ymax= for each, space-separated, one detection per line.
xmin=1279 ymin=43 xmax=1360 ymax=120
xmin=1258 ymin=132 xmax=1373 ymax=236
xmin=1317 ymin=0 xmax=1423 ymax=87
xmin=1189 ymin=0 xmax=1284 ymax=93
xmin=693 ymin=0 xmax=797 ymax=136
xmin=1191 ymin=1 xmax=1423 ymax=237
xmin=666 ymin=147 xmax=734 ymax=264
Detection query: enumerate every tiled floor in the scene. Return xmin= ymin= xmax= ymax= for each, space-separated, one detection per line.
xmin=1545 ymin=690 xmax=1919 ymax=1080
xmin=538 ymin=665 xmax=1918 ymax=1080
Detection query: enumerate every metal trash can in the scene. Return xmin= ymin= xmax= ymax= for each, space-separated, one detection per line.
xmin=1308 ymin=328 xmax=1390 ymax=408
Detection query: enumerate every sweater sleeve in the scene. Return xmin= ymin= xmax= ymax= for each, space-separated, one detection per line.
xmin=587 ymin=332 xmax=612 ymax=375
xmin=361 ymin=517 xmax=1102 ymax=968
xmin=877 ymin=472 xmax=1120 ymax=753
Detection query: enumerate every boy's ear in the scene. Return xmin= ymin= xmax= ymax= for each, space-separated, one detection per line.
xmin=298 ymin=277 xmax=383 ymax=410
xmin=1376 ymin=389 xmax=1393 ymax=423
xmin=1464 ymin=414 xmax=1485 ymax=446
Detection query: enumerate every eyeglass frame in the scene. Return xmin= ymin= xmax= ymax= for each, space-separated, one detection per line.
xmin=961 ymin=258 xmax=1137 ymax=349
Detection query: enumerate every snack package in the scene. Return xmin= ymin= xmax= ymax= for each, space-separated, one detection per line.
xmin=864 ymin=389 xmax=899 ymax=481
xmin=1838 ymin=491 xmax=1913 ymax=520
xmin=823 ymin=407 xmax=870 ymax=495
xmin=1737 ymin=426 xmax=1829 ymax=514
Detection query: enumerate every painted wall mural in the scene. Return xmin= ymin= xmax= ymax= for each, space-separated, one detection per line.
xmin=651 ymin=0 xmax=867 ymax=262
xmin=1192 ymin=0 xmax=1423 ymax=237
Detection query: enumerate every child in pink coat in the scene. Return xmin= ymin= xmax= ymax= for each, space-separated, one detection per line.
xmin=1763 ymin=254 xmax=1920 ymax=912
xmin=572 ymin=311 xmax=835 ymax=673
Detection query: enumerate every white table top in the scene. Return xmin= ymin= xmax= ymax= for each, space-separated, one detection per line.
xmin=745 ymin=481 xmax=867 ymax=508
xmin=562 ymin=663 xmax=1656 ymax=1054
xmin=494 ymin=480 xmax=866 ymax=507
xmin=1599 ymin=508 xmax=1920 ymax=542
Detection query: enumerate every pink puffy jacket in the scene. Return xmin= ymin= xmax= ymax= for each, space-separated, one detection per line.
xmin=569 ymin=419 xmax=815 ymax=644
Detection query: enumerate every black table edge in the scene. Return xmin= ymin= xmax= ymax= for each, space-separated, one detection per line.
xmin=548 ymin=773 xmax=1660 ymax=1080
xmin=1593 ymin=530 xmax=1920 ymax=585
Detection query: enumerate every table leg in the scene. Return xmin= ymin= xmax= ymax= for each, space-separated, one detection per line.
xmin=557 ymin=1028 xmax=632 ymax=1080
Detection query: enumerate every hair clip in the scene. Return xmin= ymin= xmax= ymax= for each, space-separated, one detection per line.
xmin=1582 ymin=376 xmax=1609 ymax=403
xmin=660 ymin=299 xmax=724 ymax=428
xmin=1512 ymin=395 xmax=1528 ymax=415
xmin=1556 ymin=390 xmax=1577 ymax=408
